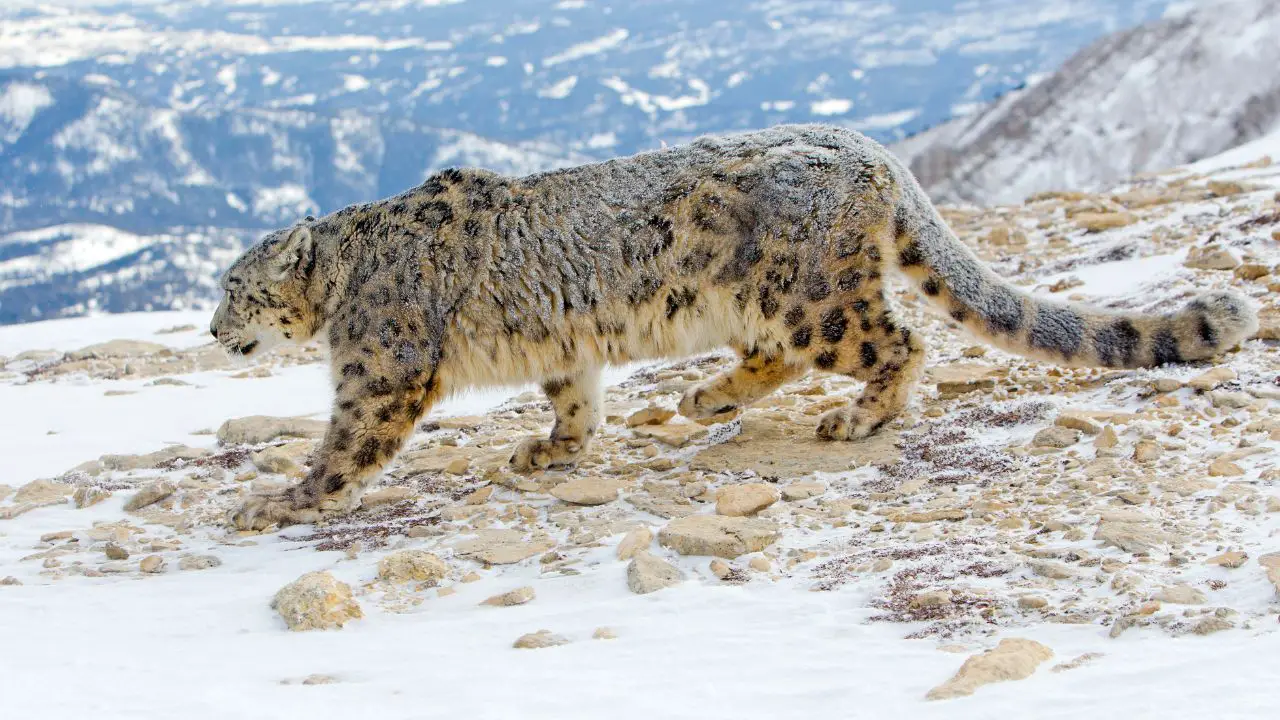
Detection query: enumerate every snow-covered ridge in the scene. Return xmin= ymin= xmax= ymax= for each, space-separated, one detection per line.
xmin=894 ymin=0 xmax=1280 ymax=205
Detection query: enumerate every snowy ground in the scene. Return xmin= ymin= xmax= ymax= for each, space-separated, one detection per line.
xmin=3 ymin=141 xmax=1280 ymax=719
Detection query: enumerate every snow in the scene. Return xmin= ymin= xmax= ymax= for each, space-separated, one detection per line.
xmin=1189 ymin=125 xmax=1280 ymax=173
xmin=0 ymin=80 xmax=54 ymax=144
xmin=809 ymin=98 xmax=853 ymax=116
xmin=542 ymin=28 xmax=628 ymax=67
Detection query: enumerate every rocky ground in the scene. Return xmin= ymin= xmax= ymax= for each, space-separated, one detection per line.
xmin=1 ymin=150 xmax=1278 ymax=715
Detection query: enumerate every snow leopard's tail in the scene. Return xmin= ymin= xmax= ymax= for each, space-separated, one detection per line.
xmin=889 ymin=181 xmax=1257 ymax=369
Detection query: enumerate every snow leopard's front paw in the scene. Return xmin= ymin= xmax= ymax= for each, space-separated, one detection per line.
xmin=229 ymin=484 xmax=354 ymax=531
xmin=509 ymin=435 xmax=584 ymax=473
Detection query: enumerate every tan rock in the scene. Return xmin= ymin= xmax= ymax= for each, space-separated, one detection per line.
xmin=1205 ymin=551 xmax=1247 ymax=569
xmin=454 ymin=529 xmax=555 ymax=565
xmin=1095 ymin=425 xmax=1119 ymax=449
xmin=1259 ymin=553 xmax=1280 ymax=596
xmin=1208 ymin=458 xmax=1244 ymax=477
xmin=1032 ymin=426 xmax=1080 ymax=449
xmin=627 ymin=406 xmax=675 ymax=427
xmin=1184 ymin=245 xmax=1241 ymax=271
xmin=885 ymin=508 xmax=966 ymax=523
xmin=781 ymin=481 xmax=825 ymax=501
xmin=1074 ymin=211 xmax=1136 ymax=232
xmin=361 ymin=486 xmax=414 ymax=508
xmin=481 ymin=586 xmax=536 ymax=607
xmin=592 ymin=627 xmax=617 ymax=640
xmin=616 ymin=526 xmax=653 ymax=560
xmin=73 ymin=486 xmax=110 ymax=509
xmin=377 ymin=550 xmax=447 ymax=584
xmin=658 ymin=515 xmax=780 ymax=559
xmin=1153 ymin=584 xmax=1206 ymax=605
xmin=715 ymin=483 xmax=780 ymax=516
xmin=123 ymin=481 xmax=174 ymax=512
xmin=1094 ymin=516 xmax=1172 ymax=554
xmin=67 ymin=339 xmax=168 ymax=360
xmin=252 ymin=442 xmax=312 ymax=475
xmin=926 ymin=639 xmax=1053 ymax=701
xmin=217 ymin=416 xmax=326 ymax=445
xmin=1055 ymin=413 xmax=1101 ymax=435
xmin=272 ymin=571 xmax=363 ymax=631
xmin=551 ymin=477 xmax=623 ymax=506
xmin=626 ymin=551 xmax=684 ymax=594
xmin=513 ymin=630 xmax=569 ymax=649
xmin=691 ymin=415 xmax=899 ymax=476
xmin=139 ymin=555 xmax=165 ymax=573
xmin=632 ymin=420 xmax=708 ymax=448
xmin=1132 ymin=440 xmax=1162 ymax=463
xmin=178 ymin=555 xmax=221 ymax=571
xmin=1186 ymin=366 xmax=1235 ymax=391
xmin=13 ymin=479 xmax=72 ymax=505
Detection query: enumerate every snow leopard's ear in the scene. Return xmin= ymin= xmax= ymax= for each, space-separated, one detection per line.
xmin=268 ymin=224 xmax=313 ymax=281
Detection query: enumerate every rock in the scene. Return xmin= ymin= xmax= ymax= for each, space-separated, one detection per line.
xmin=1259 ymin=553 xmax=1280 ymax=596
xmin=361 ymin=486 xmax=414 ymax=508
xmin=1153 ymin=584 xmax=1205 ymax=605
xmin=1055 ymin=413 xmax=1101 ymax=435
xmin=632 ymin=420 xmax=708 ymax=448
xmin=481 ymin=586 xmax=536 ymax=607
xmin=1032 ymin=426 xmax=1080 ymax=449
xmin=139 ymin=555 xmax=165 ymax=573
xmin=658 ymin=515 xmax=780 ymax=559
xmin=377 ymin=550 xmax=447 ymax=584
xmin=73 ymin=487 xmax=110 ymax=509
xmin=444 ymin=457 xmax=470 ymax=475
xmin=1207 ymin=180 xmax=1249 ymax=197
xmin=1051 ymin=653 xmax=1104 ymax=673
xmin=749 ymin=556 xmax=772 ymax=572
xmin=1018 ymin=595 xmax=1048 ymax=610
xmin=13 ymin=479 xmax=71 ymax=505
xmin=781 ymin=481 xmax=825 ymax=501
xmin=551 ymin=477 xmax=623 ymax=506
xmin=1095 ymin=425 xmax=1119 ymax=449
xmin=884 ymin=508 xmax=966 ymax=523
xmin=1191 ymin=617 xmax=1234 ymax=635
xmin=100 ymin=445 xmax=208 ymax=471
xmin=1029 ymin=560 xmax=1079 ymax=580
xmin=616 ymin=526 xmax=653 ymax=561
xmin=1132 ymin=440 xmax=1162 ymax=463
xmin=929 ymin=362 xmax=999 ymax=398
xmin=1074 ymin=212 xmax=1136 ymax=232
xmin=1 ymin=576 xmax=21 ymax=586
xmin=691 ymin=415 xmax=900 ymax=476
xmin=627 ymin=406 xmax=675 ymax=427
xmin=1094 ymin=515 xmax=1172 ymax=554
xmin=251 ymin=443 xmax=312 ymax=475
xmin=1184 ymin=245 xmax=1241 ymax=271
xmin=103 ymin=543 xmax=129 ymax=560
xmin=1205 ymin=551 xmax=1247 ymax=569
xmin=1186 ymin=366 xmax=1235 ymax=391
xmin=1210 ymin=391 xmax=1252 ymax=410
xmin=66 ymin=339 xmax=168 ymax=360
xmin=271 ymin=571 xmax=363 ymax=631
xmin=513 ymin=630 xmax=570 ymax=649
xmin=217 ymin=416 xmax=327 ymax=445
xmin=179 ymin=555 xmax=222 ymax=571
xmin=626 ymin=551 xmax=684 ymax=594
xmin=926 ymin=638 xmax=1053 ymax=701
xmin=715 ymin=483 xmax=780 ymax=516
xmin=592 ymin=627 xmax=617 ymax=640
xmin=1208 ymin=458 xmax=1245 ymax=477
xmin=454 ymin=529 xmax=555 ymax=565
xmin=123 ymin=481 xmax=174 ymax=511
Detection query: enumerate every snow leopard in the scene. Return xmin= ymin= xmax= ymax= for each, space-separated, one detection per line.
xmin=210 ymin=124 xmax=1258 ymax=530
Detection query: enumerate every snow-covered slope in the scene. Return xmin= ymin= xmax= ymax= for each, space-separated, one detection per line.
xmin=895 ymin=0 xmax=1280 ymax=205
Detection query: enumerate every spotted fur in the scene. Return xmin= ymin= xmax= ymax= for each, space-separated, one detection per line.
xmin=213 ymin=124 xmax=1258 ymax=530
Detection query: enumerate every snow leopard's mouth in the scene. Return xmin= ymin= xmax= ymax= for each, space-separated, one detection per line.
xmin=237 ymin=340 xmax=259 ymax=356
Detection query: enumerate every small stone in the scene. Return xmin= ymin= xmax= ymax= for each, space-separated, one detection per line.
xmin=124 ymin=481 xmax=175 ymax=512
xmin=715 ymin=483 xmax=780 ymax=516
xmin=300 ymin=674 xmax=339 ymax=685
xmin=73 ymin=487 xmax=110 ymax=509
xmin=1258 ymin=553 xmax=1280 ymax=596
xmin=1208 ymin=458 xmax=1245 ymax=477
xmin=378 ymin=550 xmax=447 ymax=585
xmin=1 ymin=576 xmax=21 ymax=586
xmin=1074 ymin=212 xmax=1136 ymax=233
xmin=1055 ymin=413 xmax=1101 ymax=435
xmin=749 ymin=556 xmax=772 ymax=572
xmin=437 ymin=587 xmax=456 ymax=598
xmin=912 ymin=590 xmax=953 ymax=609
xmin=13 ymin=479 xmax=71 ymax=505
xmin=1191 ymin=617 xmax=1234 ymax=635
xmin=1153 ymin=584 xmax=1206 ymax=605
xmin=1187 ymin=366 xmax=1236 ymax=392
xmin=1206 ymin=551 xmax=1247 ymax=569
xmin=179 ymin=555 xmax=222 ymax=571
xmin=627 ymin=551 xmax=684 ymax=594
xmin=271 ymin=571 xmax=363 ymax=631
xmin=445 ymin=457 xmax=471 ymax=475
xmin=551 ymin=477 xmax=622 ymax=506
xmin=217 ymin=416 xmax=327 ymax=445
xmin=454 ymin=529 xmax=555 ymax=565
xmin=658 ymin=515 xmax=780 ymax=559
xmin=1051 ymin=653 xmax=1104 ymax=673
xmin=709 ymin=558 xmax=733 ymax=579
xmin=513 ymin=630 xmax=569 ymax=649
xmin=885 ymin=508 xmax=966 ymax=523
xmin=627 ymin=406 xmax=675 ymax=427
xmin=632 ymin=420 xmax=709 ymax=447
xmin=251 ymin=443 xmax=310 ymax=475
xmin=362 ymin=486 xmax=414 ymax=508
xmin=1033 ymin=426 xmax=1080 ymax=449
xmin=1184 ymin=245 xmax=1241 ymax=271
xmin=1095 ymin=425 xmax=1119 ymax=449
xmin=463 ymin=486 xmax=493 ymax=505
xmin=1018 ymin=595 xmax=1048 ymax=610
xmin=103 ymin=543 xmax=129 ymax=560
xmin=1210 ymin=391 xmax=1252 ymax=410
xmin=926 ymin=638 xmax=1053 ymax=701
xmin=781 ymin=481 xmax=825 ymax=501
xmin=1029 ymin=560 xmax=1079 ymax=580
xmin=1132 ymin=440 xmax=1162 ymax=463
xmin=139 ymin=555 xmax=165 ymax=573
xmin=616 ymin=526 xmax=653 ymax=561
xmin=592 ymin=627 xmax=617 ymax=640
xmin=481 ymin=586 xmax=536 ymax=607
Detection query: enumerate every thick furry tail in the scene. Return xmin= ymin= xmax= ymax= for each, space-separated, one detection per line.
xmin=890 ymin=185 xmax=1257 ymax=369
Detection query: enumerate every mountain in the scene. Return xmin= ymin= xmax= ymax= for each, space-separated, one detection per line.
xmin=894 ymin=0 xmax=1280 ymax=205
xmin=0 ymin=0 xmax=1188 ymax=323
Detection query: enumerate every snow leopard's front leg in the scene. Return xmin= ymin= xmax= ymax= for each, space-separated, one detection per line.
xmin=232 ymin=309 xmax=442 ymax=531
xmin=510 ymin=367 xmax=602 ymax=472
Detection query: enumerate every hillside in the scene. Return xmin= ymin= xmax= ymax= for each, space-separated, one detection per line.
xmin=895 ymin=0 xmax=1280 ymax=205
xmin=2 ymin=136 xmax=1278 ymax=718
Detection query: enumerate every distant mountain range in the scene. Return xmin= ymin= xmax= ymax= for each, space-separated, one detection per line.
xmin=895 ymin=0 xmax=1280 ymax=205
xmin=0 ymin=0 xmax=1189 ymax=323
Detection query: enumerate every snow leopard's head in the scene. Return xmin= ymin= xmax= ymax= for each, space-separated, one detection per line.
xmin=210 ymin=221 xmax=323 ymax=359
